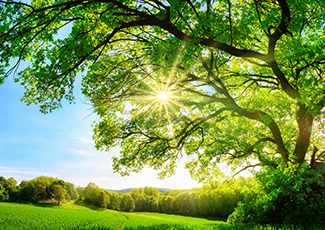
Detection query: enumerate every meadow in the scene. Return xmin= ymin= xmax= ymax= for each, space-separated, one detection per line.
xmin=0 ymin=201 xmax=314 ymax=230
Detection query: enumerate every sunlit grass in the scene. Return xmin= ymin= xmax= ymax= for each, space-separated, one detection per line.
xmin=0 ymin=201 xmax=320 ymax=230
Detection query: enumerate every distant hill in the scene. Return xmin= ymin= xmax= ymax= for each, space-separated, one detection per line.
xmin=106 ymin=188 xmax=173 ymax=194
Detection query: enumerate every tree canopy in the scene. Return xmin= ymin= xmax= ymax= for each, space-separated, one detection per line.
xmin=1 ymin=0 xmax=325 ymax=181
xmin=52 ymin=184 xmax=66 ymax=205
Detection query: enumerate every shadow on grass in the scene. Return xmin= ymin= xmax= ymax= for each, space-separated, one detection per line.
xmin=150 ymin=212 xmax=227 ymax=222
xmin=122 ymin=224 xmax=211 ymax=230
xmin=72 ymin=200 xmax=107 ymax=211
xmin=120 ymin=223 xmax=325 ymax=230
xmin=14 ymin=201 xmax=56 ymax=208
xmin=81 ymin=223 xmax=224 ymax=230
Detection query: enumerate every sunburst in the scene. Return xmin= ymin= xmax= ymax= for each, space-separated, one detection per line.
xmin=157 ymin=90 xmax=170 ymax=102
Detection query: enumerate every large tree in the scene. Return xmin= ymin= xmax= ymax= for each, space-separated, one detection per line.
xmin=1 ymin=0 xmax=325 ymax=181
xmin=52 ymin=184 xmax=66 ymax=205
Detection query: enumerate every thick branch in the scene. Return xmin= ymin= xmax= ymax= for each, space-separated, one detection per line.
xmin=233 ymin=163 xmax=261 ymax=177
xmin=238 ymin=110 xmax=289 ymax=163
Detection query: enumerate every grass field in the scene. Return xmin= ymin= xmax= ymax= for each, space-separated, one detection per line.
xmin=0 ymin=201 xmax=317 ymax=229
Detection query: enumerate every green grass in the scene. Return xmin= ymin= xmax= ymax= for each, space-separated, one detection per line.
xmin=0 ymin=201 xmax=322 ymax=230
xmin=0 ymin=202 xmax=126 ymax=229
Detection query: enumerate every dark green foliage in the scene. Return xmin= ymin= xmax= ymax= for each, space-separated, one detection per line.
xmin=0 ymin=176 xmax=78 ymax=203
xmin=7 ymin=185 xmax=21 ymax=202
xmin=0 ymin=189 xmax=9 ymax=202
xmin=22 ymin=182 xmax=39 ymax=202
xmin=228 ymin=163 xmax=325 ymax=226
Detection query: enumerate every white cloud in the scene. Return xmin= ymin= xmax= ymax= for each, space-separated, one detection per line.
xmin=0 ymin=166 xmax=60 ymax=180
xmin=69 ymin=149 xmax=94 ymax=156
xmin=78 ymin=137 xmax=93 ymax=143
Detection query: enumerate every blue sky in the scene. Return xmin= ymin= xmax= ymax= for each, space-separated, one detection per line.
xmin=0 ymin=70 xmax=202 ymax=189
xmin=0 ymin=2 xmax=203 ymax=190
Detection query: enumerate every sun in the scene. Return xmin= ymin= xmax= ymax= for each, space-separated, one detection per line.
xmin=157 ymin=91 xmax=169 ymax=101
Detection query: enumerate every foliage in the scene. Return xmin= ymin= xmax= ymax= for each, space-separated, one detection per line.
xmin=110 ymin=192 xmax=121 ymax=211
xmin=52 ymin=184 xmax=66 ymax=205
xmin=2 ymin=1 xmax=325 ymax=224
xmin=0 ymin=176 xmax=78 ymax=203
xmin=1 ymin=0 xmax=325 ymax=180
xmin=120 ymin=193 xmax=135 ymax=212
xmin=158 ymin=177 xmax=254 ymax=218
xmin=75 ymin=186 xmax=84 ymax=195
xmin=80 ymin=182 xmax=100 ymax=203
xmin=0 ymin=189 xmax=9 ymax=202
xmin=65 ymin=182 xmax=79 ymax=200
xmin=78 ymin=177 xmax=252 ymax=216
xmin=7 ymin=177 xmax=17 ymax=186
xmin=94 ymin=191 xmax=110 ymax=208
xmin=0 ymin=174 xmax=254 ymax=217
xmin=228 ymin=163 xmax=325 ymax=226
xmin=0 ymin=176 xmax=10 ymax=188
xmin=79 ymin=182 xmax=115 ymax=209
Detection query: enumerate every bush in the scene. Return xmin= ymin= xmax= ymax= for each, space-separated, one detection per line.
xmin=0 ymin=190 xmax=9 ymax=202
xmin=228 ymin=163 xmax=325 ymax=226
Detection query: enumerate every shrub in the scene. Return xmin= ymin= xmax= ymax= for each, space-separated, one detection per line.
xmin=228 ymin=163 xmax=325 ymax=226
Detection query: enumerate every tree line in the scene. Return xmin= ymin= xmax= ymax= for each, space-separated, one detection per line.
xmin=77 ymin=177 xmax=256 ymax=217
xmin=0 ymin=175 xmax=255 ymax=218
xmin=0 ymin=176 xmax=78 ymax=205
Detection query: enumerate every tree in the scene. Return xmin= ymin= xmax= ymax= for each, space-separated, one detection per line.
xmin=65 ymin=182 xmax=79 ymax=200
xmin=76 ymin=186 xmax=84 ymax=196
xmin=143 ymin=187 xmax=159 ymax=198
xmin=119 ymin=194 xmax=135 ymax=212
xmin=80 ymin=182 xmax=100 ymax=204
xmin=7 ymin=177 xmax=17 ymax=187
xmin=0 ymin=189 xmax=9 ymax=202
xmin=135 ymin=194 xmax=147 ymax=212
xmin=0 ymin=176 xmax=9 ymax=188
xmin=95 ymin=191 xmax=110 ymax=208
xmin=2 ymin=0 xmax=325 ymax=179
xmin=21 ymin=181 xmax=39 ymax=202
xmin=6 ymin=185 xmax=21 ymax=202
xmin=109 ymin=192 xmax=120 ymax=210
xmin=36 ymin=178 xmax=47 ymax=200
xmin=147 ymin=196 xmax=158 ymax=212
xmin=52 ymin=184 xmax=66 ymax=205
xmin=1 ymin=0 xmax=325 ymax=223
xmin=130 ymin=188 xmax=140 ymax=201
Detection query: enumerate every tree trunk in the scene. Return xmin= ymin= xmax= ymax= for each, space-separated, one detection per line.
xmin=293 ymin=104 xmax=313 ymax=164
xmin=310 ymin=145 xmax=318 ymax=169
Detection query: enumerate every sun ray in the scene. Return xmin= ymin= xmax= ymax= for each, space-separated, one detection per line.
xmin=158 ymin=91 xmax=169 ymax=101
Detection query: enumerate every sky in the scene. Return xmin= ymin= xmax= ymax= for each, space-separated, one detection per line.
xmin=0 ymin=69 xmax=204 ymax=190
xmin=0 ymin=6 xmax=204 ymax=190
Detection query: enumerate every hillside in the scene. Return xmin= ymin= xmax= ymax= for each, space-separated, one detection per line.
xmin=0 ymin=201 xmax=233 ymax=230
